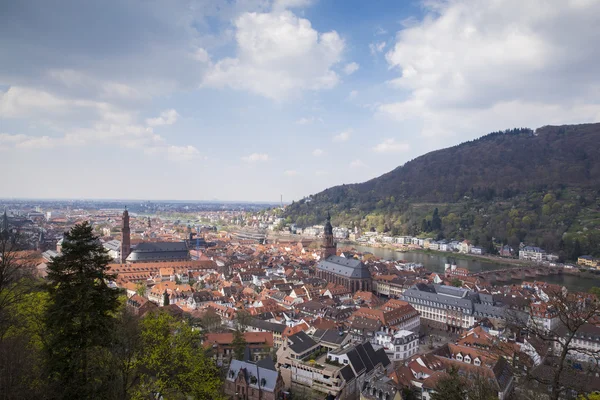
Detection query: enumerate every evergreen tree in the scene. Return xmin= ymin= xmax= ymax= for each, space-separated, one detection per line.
xmin=232 ymin=329 xmax=247 ymax=361
xmin=431 ymin=367 xmax=465 ymax=400
xmin=44 ymin=222 xmax=121 ymax=399
xmin=432 ymin=208 xmax=442 ymax=231
xmin=421 ymin=219 xmax=429 ymax=233
xmin=571 ymin=239 xmax=582 ymax=261
xmin=401 ymin=387 xmax=419 ymax=400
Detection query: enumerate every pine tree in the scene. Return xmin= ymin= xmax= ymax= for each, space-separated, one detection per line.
xmin=572 ymin=239 xmax=582 ymax=261
xmin=44 ymin=222 xmax=121 ymax=399
xmin=232 ymin=329 xmax=247 ymax=361
xmin=432 ymin=208 xmax=442 ymax=231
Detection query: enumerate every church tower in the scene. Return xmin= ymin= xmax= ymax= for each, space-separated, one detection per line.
xmin=121 ymin=208 xmax=131 ymax=264
xmin=1 ymin=209 xmax=10 ymax=241
xmin=322 ymin=212 xmax=336 ymax=259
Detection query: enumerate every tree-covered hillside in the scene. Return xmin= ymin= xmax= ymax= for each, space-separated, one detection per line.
xmin=284 ymin=124 xmax=600 ymax=260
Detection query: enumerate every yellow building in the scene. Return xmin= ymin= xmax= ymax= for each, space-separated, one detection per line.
xmin=578 ymin=255 xmax=598 ymax=268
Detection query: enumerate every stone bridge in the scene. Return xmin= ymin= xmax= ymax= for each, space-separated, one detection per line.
xmin=469 ymin=266 xmax=564 ymax=283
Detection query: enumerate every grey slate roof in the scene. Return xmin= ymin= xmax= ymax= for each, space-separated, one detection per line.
xmin=341 ymin=342 xmax=390 ymax=378
xmin=228 ymin=359 xmax=279 ymax=391
xmin=347 ymin=349 xmax=365 ymax=374
xmin=374 ymin=348 xmax=391 ymax=367
xmin=103 ymin=239 xmax=121 ymax=252
xmin=287 ymin=331 xmax=318 ymax=354
xmin=248 ymin=318 xmax=286 ymax=334
xmin=256 ymin=357 xmax=277 ymax=371
xmin=317 ymin=255 xmax=371 ymax=279
xmin=340 ymin=365 xmax=356 ymax=381
xmin=312 ymin=329 xmax=348 ymax=345
xmin=126 ymin=241 xmax=190 ymax=262
xmin=363 ymin=342 xmax=379 ymax=368
xmin=473 ymin=303 xmax=506 ymax=319
xmin=402 ymin=283 xmax=475 ymax=312
xmin=479 ymin=293 xmax=494 ymax=304
xmin=355 ymin=344 xmax=374 ymax=373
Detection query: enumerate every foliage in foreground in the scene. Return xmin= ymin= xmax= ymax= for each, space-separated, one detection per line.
xmin=0 ymin=222 xmax=224 ymax=400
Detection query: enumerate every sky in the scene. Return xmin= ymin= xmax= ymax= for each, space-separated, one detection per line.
xmin=1 ymin=0 xmax=600 ymax=202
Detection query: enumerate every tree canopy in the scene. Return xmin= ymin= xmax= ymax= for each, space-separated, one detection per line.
xmin=44 ymin=222 xmax=121 ymax=399
xmin=431 ymin=368 xmax=465 ymax=400
xmin=0 ymin=221 xmax=225 ymax=400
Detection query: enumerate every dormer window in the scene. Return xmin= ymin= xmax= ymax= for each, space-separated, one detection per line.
xmin=474 ymin=358 xmax=481 ymax=366
xmin=464 ymin=355 xmax=471 ymax=364
xmin=456 ymin=353 xmax=463 ymax=361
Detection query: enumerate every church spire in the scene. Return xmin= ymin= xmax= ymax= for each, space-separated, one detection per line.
xmin=1 ymin=208 xmax=9 ymax=236
xmin=322 ymin=211 xmax=336 ymax=259
xmin=121 ymin=208 xmax=131 ymax=264
xmin=324 ymin=211 xmax=333 ymax=236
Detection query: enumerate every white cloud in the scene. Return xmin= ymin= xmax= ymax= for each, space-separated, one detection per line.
xmin=379 ymin=0 xmax=600 ymax=139
xmin=348 ymin=90 xmax=358 ymax=100
xmin=273 ymin=0 xmax=314 ymax=11
xmin=0 ymin=1 xmax=250 ymax=104
xmin=146 ymin=109 xmax=180 ymax=127
xmin=204 ymin=10 xmax=345 ymax=100
xmin=191 ymin=48 xmax=211 ymax=63
xmin=0 ymin=86 xmax=70 ymax=118
xmin=369 ymin=41 xmax=386 ymax=55
xmin=343 ymin=62 xmax=360 ymax=75
xmin=349 ymin=159 xmax=365 ymax=168
xmin=332 ymin=129 xmax=351 ymax=142
xmin=0 ymin=86 xmax=134 ymax=124
xmin=296 ymin=116 xmax=323 ymax=125
xmin=0 ymin=133 xmax=58 ymax=150
xmin=399 ymin=16 xmax=419 ymax=28
xmin=284 ymin=169 xmax=298 ymax=176
xmin=312 ymin=148 xmax=324 ymax=156
xmin=167 ymin=145 xmax=201 ymax=161
xmin=0 ymin=87 xmax=199 ymax=160
xmin=372 ymin=138 xmax=410 ymax=153
xmin=47 ymin=69 xmax=144 ymax=100
xmin=375 ymin=26 xmax=387 ymax=35
xmin=242 ymin=153 xmax=269 ymax=162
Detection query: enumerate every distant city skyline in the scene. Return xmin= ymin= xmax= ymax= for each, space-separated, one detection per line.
xmin=2 ymin=0 xmax=600 ymax=201
xmin=0 ymin=197 xmax=283 ymax=204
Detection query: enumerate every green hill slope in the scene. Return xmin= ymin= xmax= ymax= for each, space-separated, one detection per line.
xmin=284 ymin=124 xmax=600 ymax=260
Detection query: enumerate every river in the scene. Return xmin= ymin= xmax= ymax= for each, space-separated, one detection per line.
xmin=350 ymin=244 xmax=600 ymax=293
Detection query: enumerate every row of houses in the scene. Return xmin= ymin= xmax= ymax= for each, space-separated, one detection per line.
xmin=518 ymin=246 xmax=559 ymax=262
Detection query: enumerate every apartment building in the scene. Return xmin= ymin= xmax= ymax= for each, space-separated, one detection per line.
xmin=276 ymin=332 xmax=391 ymax=400
xmin=402 ymin=283 xmax=507 ymax=332
xmin=372 ymin=329 xmax=419 ymax=361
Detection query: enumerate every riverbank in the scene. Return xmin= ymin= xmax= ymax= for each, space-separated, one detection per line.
xmin=348 ymin=244 xmax=595 ymax=292
xmin=338 ymin=241 xmax=533 ymax=268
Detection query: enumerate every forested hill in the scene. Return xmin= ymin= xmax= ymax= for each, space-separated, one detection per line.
xmin=284 ymin=123 xmax=600 ymax=259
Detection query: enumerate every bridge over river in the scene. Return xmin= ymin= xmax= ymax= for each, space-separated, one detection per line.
xmin=469 ymin=266 xmax=566 ymax=283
